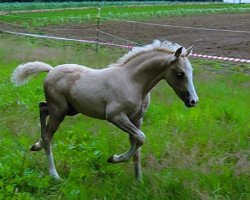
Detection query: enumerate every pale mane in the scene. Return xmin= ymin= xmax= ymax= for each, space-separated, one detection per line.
xmin=110 ymin=40 xmax=186 ymax=67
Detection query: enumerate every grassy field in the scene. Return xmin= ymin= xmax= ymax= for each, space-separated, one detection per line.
xmin=1 ymin=1 xmax=171 ymax=12
xmin=1 ymin=3 xmax=250 ymax=27
xmin=0 ymin=3 xmax=250 ymax=199
xmin=0 ymin=33 xmax=249 ymax=200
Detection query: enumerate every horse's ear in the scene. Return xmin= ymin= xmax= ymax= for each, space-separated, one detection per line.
xmin=185 ymin=45 xmax=194 ymax=57
xmin=174 ymin=47 xmax=183 ymax=59
xmin=163 ymin=47 xmax=183 ymax=66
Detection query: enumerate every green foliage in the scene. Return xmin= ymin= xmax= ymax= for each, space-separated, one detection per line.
xmin=0 ymin=34 xmax=249 ymax=199
xmin=0 ymin=1 xmax=222 ymax=9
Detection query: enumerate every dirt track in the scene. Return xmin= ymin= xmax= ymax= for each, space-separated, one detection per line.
xmin=99 ymin=13 xmax=250 ymax=59
xmin=4 ymin=13 xmax=250 ymax=59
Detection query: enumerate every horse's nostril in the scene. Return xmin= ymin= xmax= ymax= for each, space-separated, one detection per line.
xmin=190 ymin=100 xmax=196 ymax=105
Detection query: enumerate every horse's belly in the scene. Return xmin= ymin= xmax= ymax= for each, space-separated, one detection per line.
xmin=68 ymin=94 xmax=106 ymax=120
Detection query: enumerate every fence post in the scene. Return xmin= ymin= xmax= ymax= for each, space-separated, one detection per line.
xmin=1 ymin=12 xmax=3 ymax=31
xmin=95 ymin=7 xmax=101 ymax=54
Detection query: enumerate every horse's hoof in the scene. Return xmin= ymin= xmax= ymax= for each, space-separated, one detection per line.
xmin=52 ymin=176 xmax=63 ymax=183
xmin=107 ymin=155 xmax=115 ymax=163
xmin=30 ymin=145 xmax=41 ymax=151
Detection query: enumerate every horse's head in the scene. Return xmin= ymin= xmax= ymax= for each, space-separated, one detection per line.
xmin=164 ymin=46 xmax=198 ymax=107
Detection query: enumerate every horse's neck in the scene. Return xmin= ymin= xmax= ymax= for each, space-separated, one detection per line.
xmin=124 ymin=51 xmax=171 ymax=98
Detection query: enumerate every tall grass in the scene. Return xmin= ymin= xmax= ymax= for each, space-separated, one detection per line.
xmin=0 ymin=34 xmax=249 ymax=200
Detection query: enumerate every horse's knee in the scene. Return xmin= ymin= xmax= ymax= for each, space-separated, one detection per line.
xmin=135 ymin=133 xmax=145 ymax=146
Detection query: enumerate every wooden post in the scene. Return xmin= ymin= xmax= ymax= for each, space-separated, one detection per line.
xmin=95 ymin=7 xmax=101 ymax=54
xmin=1 ymin=12 xmax=3 ymax=31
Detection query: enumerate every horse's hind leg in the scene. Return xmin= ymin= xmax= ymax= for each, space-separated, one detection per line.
xmin=43 ymin=110 xmax=65 ymax=180
xmin=30 ymin=102 xmax=49 ymax=151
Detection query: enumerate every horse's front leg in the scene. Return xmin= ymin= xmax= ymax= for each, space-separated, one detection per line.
xmin=107 ymin=113 xmax=145 ymax=164
xmin=130 ymin=118 xmax=143 ymax=180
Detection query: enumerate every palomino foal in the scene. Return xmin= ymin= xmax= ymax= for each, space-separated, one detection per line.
xmin=11 ymin=40 xmax=198 ymax=180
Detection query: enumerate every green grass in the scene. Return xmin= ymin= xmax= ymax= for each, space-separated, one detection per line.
xmin=0 ymin=34 xmax=249 ymax=200
xmin=0 ymin=1 xmax=173 ymax=12
xmin=2 ymin=3 xmax=250 ymax=27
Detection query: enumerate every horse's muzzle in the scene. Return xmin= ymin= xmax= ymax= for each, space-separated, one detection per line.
xmin=185 ymin=99 xmax=198 ymax=108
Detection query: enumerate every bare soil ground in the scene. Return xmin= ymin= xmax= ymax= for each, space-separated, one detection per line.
xmin=4 ymin=13 xmax=250 ymax=59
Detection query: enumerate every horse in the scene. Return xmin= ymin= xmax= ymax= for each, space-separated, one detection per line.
xmin=11 ymin=40 xmax=198 ymax=180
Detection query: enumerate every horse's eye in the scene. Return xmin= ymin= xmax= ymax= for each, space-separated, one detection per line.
xmin=177 ymin=72 xmax=184 ymax=78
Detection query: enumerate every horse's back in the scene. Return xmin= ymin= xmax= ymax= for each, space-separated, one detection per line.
xmin=44 ymin=64 xmax=95 ymax=91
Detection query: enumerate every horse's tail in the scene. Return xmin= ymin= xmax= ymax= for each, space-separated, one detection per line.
xmin=11 ymin=61 xmax=53 ymax=86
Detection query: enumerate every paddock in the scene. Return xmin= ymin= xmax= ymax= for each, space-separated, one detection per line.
xmin=0 ymin=2 xmax=249 ymax=199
